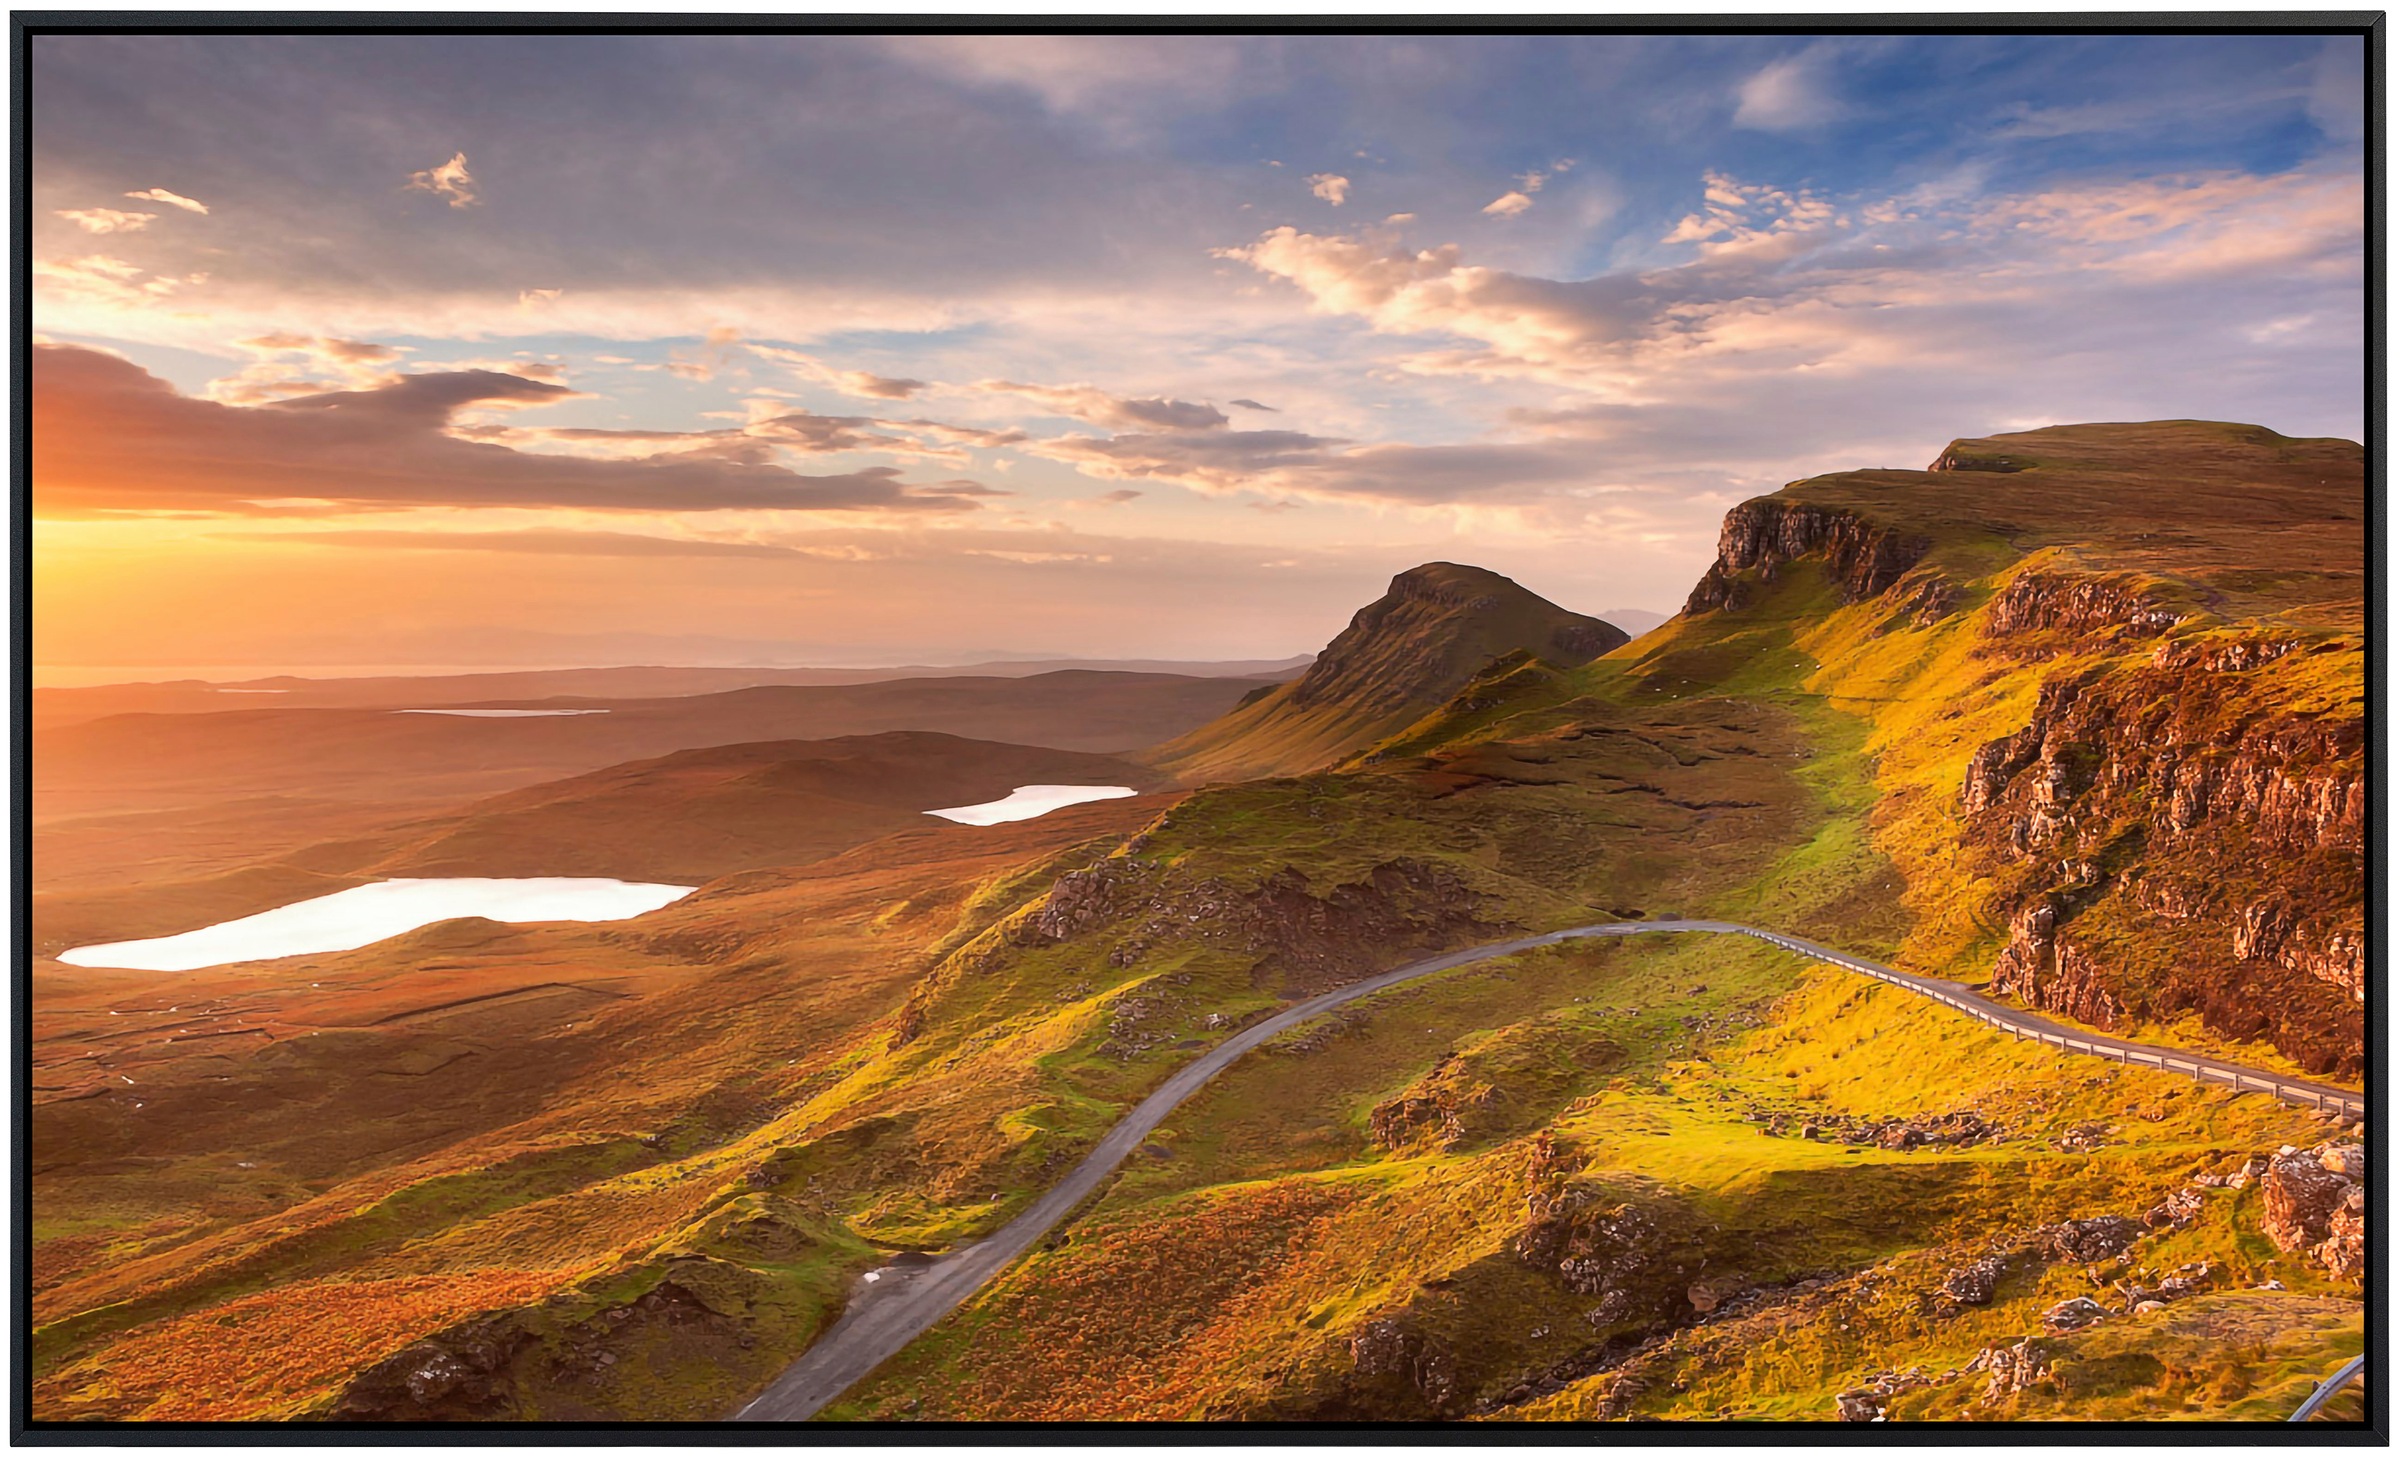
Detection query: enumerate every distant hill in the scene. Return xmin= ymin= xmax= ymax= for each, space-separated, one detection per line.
xmin=30 ymin=655 xmax=1316 ymax=731
xmin=1148 ymin=562 xmax=1628 ymax=783
xmin=32 ymin=669 xmax=1275 ymax=826
xmin=363 ymin=731 xmax=1169 ymax=884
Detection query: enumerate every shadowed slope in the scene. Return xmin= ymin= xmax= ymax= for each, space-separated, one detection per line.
xmin=370 ymin=732 xmax=1167 ymax=884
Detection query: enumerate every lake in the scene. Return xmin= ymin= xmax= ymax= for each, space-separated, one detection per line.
xmin=56 ymin=877 xmax=696 ymax=972
xmin=925 ymin=785 xmax=1139 ymax=826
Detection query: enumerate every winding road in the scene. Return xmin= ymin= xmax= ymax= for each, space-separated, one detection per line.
xmin=733 ymin=918 xmax=2364 ymax=1422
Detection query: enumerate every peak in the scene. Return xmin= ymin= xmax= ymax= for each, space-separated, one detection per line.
xmin=1150 ymin=560 xmax=1627 ymax=782
xmin=1384 ymin=561 xmax=1540 ymax=605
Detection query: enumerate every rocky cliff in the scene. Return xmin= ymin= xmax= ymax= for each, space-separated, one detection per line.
xmin=1676 ymin=421 xmax=2363 ymax=1075
xmin=1683 ymin=500 xmax=1930 ymax=616
xmin=1957 ymin=612 xmax=2364 ymax=1072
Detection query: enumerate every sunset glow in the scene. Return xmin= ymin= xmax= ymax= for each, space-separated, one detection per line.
xmin=32 ymin=32 xmax=2366 ymax=677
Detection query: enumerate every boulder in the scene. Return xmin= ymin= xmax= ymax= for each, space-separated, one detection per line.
xmin=2042 ymin=1296 xmax=2108 ymax=1332
xmin=2311 ymin=1188 xmax=2366 ymax=1280
xmin=1939 ymin=1255 xmax=2006 ymax=1306
xmin=2262 ymin=1149 xmax=2354 ymax=1252
xmin=2038 ymin=1215 xmax=2143 ymax=1263
xmin=1978 ymin=1339 xmax=2052 ymax=1406
xmin=2142 ymin=1185 xmax=2208 ymax=1231
xmin=2318 ymin=1143 xmax=2365 ymax=1178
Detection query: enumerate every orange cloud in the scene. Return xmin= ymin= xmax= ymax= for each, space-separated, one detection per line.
xmin=32 ymin=344 xmax=990 ymax=517
xmin=406 ymin=152 xmax=477 ymax=208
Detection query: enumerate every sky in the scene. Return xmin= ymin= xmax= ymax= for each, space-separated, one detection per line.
xmin=30 ymin=30 xmax=2368 ymax=677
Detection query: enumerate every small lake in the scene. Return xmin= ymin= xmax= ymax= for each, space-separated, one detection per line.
xmin=56 ymin=877 xmax=696 ymax=972
xmin=926 ymin=785 xmax=1139 ymax=826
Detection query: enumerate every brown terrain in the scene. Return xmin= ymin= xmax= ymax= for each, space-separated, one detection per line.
xmin=26 ymin=421 xmax=2366 ymax=1426
xmin=30 ymin=656 xmax=1313 ymax=731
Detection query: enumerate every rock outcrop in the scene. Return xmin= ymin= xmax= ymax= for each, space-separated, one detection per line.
xmin=1013 ymin=853 xmax=1502 ymax=997
xmin=1959 ymin=627 xmax=2365 ymax=1073
xmin=1515 ymin=1186 xmax=1706 ymax=1330
xmin=1989 ymin=900 xmax=2126 ymax=1030
xmin=1984 ymin=571 xmax=2182 ymax=643
xmin=2261 ymin=1144 xmax=2365 ymax=1273
xmin=1346 ymin=1317 xmax=1464 ymax=1415
xmin=1684 ymin=501 xmax=1929 ymax=616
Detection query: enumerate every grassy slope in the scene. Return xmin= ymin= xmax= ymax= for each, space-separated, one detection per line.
xmin=28 ymin=424 xmax=2363 ymax=1423
xmin=817 ymin=426 xmax=2361 ymax=1422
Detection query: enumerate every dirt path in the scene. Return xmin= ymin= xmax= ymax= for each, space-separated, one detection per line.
xmin=733 ymin=919 xmax=2362 ymax=1422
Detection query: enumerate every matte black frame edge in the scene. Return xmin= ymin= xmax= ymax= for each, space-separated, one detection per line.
xmin=13 ymin=6 xmax=38 ymax=1450
xmin=3 ymin=10 xmax=2390 ymax=33
xmin=6 ymin=1416 xmax=2395 ymax=1445
xmin=2361 ymin=9 xmax=2390 ymax=1449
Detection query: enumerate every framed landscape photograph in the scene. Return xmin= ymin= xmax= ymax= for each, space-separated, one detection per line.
xmin=14 ymin=12 xmax=2381 ymax=1437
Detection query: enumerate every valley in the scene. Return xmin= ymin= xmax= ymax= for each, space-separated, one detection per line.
xmin=26 ymin=421 xmax=2368 ymax=1427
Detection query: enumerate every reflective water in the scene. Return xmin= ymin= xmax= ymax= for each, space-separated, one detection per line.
xmin=925 ymin=784 xmax=1138 ymax=826
xmin=57 ymin=877 xmax=696 ymax=972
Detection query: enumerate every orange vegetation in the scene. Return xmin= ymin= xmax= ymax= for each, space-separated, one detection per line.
xmin=36 ymin=1271 xmax=561 ymax=1421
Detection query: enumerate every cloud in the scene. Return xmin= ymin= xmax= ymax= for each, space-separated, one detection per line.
xmin=226 ymin=528 xmax=815 ymax=558
xmin=2307 ymin=37 xmax=2366 ymax=143
xmin=667 ymin=325 xmax=744 ymax=382
xmin=406 ymin=151 xmax=478 ymax=207
xmin=1224 ymin=163 xmax=2363 ymax=401
xmin=34 ymin=253 xmax=207 ymax=308
xmin=57 ymin=207 xmax=155 ymax=233
xmin=465 ymin=401 xmax=1002 ymax=466
xmin=1309 ymin=173 xmax=1351 ymax=205
xmin=1229 ymin=398 xmax=1278 ymax=412
xmin=1481 ymin=191 xmax=1532 ymax=218
xmin=1512 ymin=160 xmax=1573 ymax=196
xmin=203 ymin=333 xmax=415 ymax=404
xmin=980 ymin=379 xmax=1228 ymax=431
xmin=878 ymin=35 xmax=1252 ymax=130
xmin=124 ymin=187 xmax=209 ymax=214
xmin=1733 ymin=50 xmax=1844 ymax=131
xmin=749 ymin=343 xmax=930 ymax=399
xmin=1029 ymin=425 xmax=1618 ymax=511
xmin=893 ymin=417 xmax=1031 ymax=450
xmin=33 ymin=343 xmax=989 ymax=517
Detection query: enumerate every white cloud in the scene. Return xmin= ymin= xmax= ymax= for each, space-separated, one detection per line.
xmin=124 ymin=187 xmax=209 ymax=214
xmin=406 ymin=152 xmax=478 ymax=208
xmin=1733 ymin=51 xmax=1844 ymax=131
xmin=57 ymin=208 xmax=155 ymax=234
xmin=1482 ymin=191 xmax=1533 ymax=218
xmin=1224 ymin=164 xmax=2366 ymax=423
xmin=32 ymin=253 xmax=205 ymax=307
xmin=1309 ymin=173 xmax=1351 ymax=206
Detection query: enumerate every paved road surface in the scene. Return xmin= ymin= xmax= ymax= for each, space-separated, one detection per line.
xmin=734 ymin=918 xmax=2363 ymax=1422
